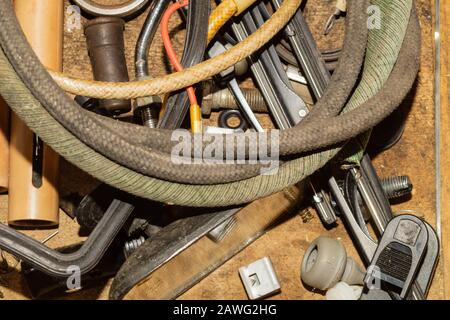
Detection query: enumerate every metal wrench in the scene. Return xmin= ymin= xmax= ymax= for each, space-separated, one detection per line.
xmin=232 ymin=9 xmax=309 ymax=128
xmin=208 ymin=41 xmax=264 ymax=131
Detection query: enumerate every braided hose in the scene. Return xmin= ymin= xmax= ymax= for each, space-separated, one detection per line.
xmin=207 ymin=0 xmax=238 ymax=43
xmin=0 ymin=0 xmax=419 ymax=206
xmin=0 ymin=0 xmax=370 ymax=186
xmin=48 ymin=0 xmax=302 ymax=99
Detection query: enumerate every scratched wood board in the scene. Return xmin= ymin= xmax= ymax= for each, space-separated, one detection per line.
xmin=437 ymin=0 xmax=450 ymax=300
xmin=0 ymin=0 xmax=444 ymax=300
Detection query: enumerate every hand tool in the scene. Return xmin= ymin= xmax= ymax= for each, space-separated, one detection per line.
xmin=350 ymin=167 xmax=389 ymax=236
xmin=234 ymin=2 xmax=338 ymax=226
xmin=208 ymin=41 xmax=263 ymax=132
xmin=329 ymin=177 xmax=378 ymax=264
xmin=360 ymin=219 xmax=439 ymax=300
xmin=330 ymin=172 xmax=439 ymax=300
xmin=364 ymin=214 xmax=428 ymax=299
xmin=269 ymin=0 xmax=339 ymax=226
xmin=271 ymin=0 xmax=331 ymax=98
xmin=21 ymin=239 xmax=126 ymax=299
xmin=0 ymin=199 xmax=134 ymax=277
xmin=232 ymin=11 xmax=308 ymax=128
xmin=8 ymin=0 xmax=62 ymax=227
xmin=0 ymin=96 xmax=9 ymax=192
xmin=85 ymin=17 xmax=131 ymax=115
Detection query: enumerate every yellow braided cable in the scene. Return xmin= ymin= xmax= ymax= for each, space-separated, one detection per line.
xmin=49 ymin=0 xmax=302 ymax=99
xmin=207 ymin=0 xmax=238 ymax=43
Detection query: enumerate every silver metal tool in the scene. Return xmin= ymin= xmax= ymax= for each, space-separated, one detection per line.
xmin=267 ymin=2 xmax=338 ymax=225
xmin=350 ymin=167 xmax=390 ymax=235
xmin=329 ymin=177 xmax=377 ymax=263
xmin=331 ymin=172 xmax=438 ymax=300
xmin=234 ymin=5 xmax=338 ymax=226
xmin=232 ymin=12 xmax=309 ymax=128
xmin=208 ymin=41 xmax=264 ymax=132
xmin=271 ymin=0 xmax=331 ymax=97
xmin=311 ymin=182 xmax=337 ymax=226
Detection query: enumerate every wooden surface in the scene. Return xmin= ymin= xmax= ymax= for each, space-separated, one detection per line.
xmin=438 ymin=0 xmax=450 ymax=300
xmin=0 ymin=0 xmax=444 ymax=300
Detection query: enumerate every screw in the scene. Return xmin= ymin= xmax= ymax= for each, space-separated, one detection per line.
xmin=381 ymin=176 xmax=413 ymax=199
xmin=202 ymin=87 xmax=268 ymax=116
xmin=138 ymin=106 xmax=159 ymax=128
xmin=124 ymin=236 xmax=146 ymax=258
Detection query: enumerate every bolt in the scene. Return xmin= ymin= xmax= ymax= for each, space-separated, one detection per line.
xmin=381 ymin=175 xmax=413 ymax=199
xmin=134 ymin=95 xmax=161 ymax=128
xmin=124 ymin=236 xmax=146 ymax=258
xmin=202 ymin=87 xmax=268 ymax=116
xmin=137 ymin=106 xmax=159 ymax=128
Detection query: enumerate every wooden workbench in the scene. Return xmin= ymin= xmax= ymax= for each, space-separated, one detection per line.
xmin=0 ymin=0 xmax=446 ymax=299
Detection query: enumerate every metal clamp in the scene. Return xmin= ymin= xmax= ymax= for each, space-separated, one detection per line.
xmin=73 ymin=0 xmax=149 ymax=18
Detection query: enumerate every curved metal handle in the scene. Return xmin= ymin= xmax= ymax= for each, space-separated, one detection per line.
xmin=0 ymin=199 xmax=134 ymax=277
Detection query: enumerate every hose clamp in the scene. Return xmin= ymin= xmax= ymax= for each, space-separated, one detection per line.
xmin=72 ymin=0 xmax=149 ymax=18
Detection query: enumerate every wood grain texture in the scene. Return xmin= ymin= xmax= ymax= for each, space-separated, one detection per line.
xmin=438 ymin=0 xmax=450 ymax=300
xmin=0 ymin=97 xmax=9 ymax=191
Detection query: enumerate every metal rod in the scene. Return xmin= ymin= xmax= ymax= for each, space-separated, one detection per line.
xmin=434 ymin=0 xmax=442 ymax=242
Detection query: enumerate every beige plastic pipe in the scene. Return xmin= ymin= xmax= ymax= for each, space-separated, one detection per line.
xmin=0 ymin=96 xmax=9 ymax=192
xmin=8 ymin=0 xmax=63 ymax=227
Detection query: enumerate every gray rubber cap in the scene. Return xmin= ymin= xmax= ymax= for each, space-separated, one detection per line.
xmin=301 ymin=236 xmax=347 ymax=290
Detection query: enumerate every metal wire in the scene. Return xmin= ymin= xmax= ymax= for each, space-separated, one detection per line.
xmin=434 ymin=0 xmax=441 ymax=242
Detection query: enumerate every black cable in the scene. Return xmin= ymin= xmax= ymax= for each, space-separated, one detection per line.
xmin=158 ymin=0 xmax=210 ymax=129
xmin=135 ymin=0 xmax=171 ymax=79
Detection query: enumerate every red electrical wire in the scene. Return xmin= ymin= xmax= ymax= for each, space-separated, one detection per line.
xmin=160 ymin=0 xmax=197 ymax=106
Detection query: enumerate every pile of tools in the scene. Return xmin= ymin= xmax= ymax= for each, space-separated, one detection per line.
xmin=0 ymin=0 xmax=435 ymax=300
